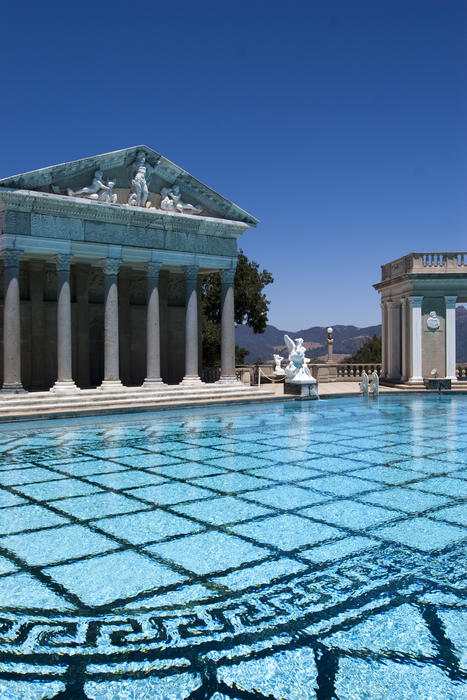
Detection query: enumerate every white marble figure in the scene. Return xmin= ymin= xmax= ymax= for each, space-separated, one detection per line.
xmin=360 ymin=371 xmax=369 ymax=395
xmin=273 ymin=354 xmax=285 ymax=375
xmin=370 ymin=370 xmax=379 ymax=396
xmin=160 ymin=185 xmax=203 ymax=214
xmin=128 ymin=151 xmax=154 ymax=207
xmin=427 ymin=311 xmax=440 ymax=331
xmin=90 ymin=179 xmax=117 ymax=203
xmin=284 ymin=335 xmax=315 ymax=383
xmin=67 ymin=170 xmax=115 ymax=200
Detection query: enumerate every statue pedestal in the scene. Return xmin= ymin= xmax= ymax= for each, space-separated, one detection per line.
xmin=284 ymin=379 xmax=319 ymax=398
xmin=423 ymin=378 xmax=451 ymax=391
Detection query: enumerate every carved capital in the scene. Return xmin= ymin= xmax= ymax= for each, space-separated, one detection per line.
xmin=409 ymin=296 xmax=423 ymax=309
xmin=2 ymin=249 xmax=22 ymax=269
xmin=146 ymin=261 xmax=163 ymax=280
xmin=220 ymin=267 xmax=236 ymax=286
xmin=103 ymin=258 xmax=121 ymax=276
xmin=184 ymin=265 xmax=199 ymax=282
xmin=55 ymin=254 xmax=73 ymax=272
xmin=445 ymin=295 xmax=457 ymax=309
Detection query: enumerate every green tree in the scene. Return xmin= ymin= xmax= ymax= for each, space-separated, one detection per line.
xmin=201 ymin=250 xmax=274 ymax=366
xmin=343 ymin=334 xmax=382 ymax=363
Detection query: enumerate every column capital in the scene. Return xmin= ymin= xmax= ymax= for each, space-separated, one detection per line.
xmin=220 ymin=268 xmax=236 ymax=286
xmin=400 ymin=296 xmax=407 ymax=306
xmin=409 ymin=296 xmax=423 ymax=308
xmin=146 ymin=261 xmax=163 ymax=279
xmin=2 ymin=249 xmax=22 ymax=269
xmin=55 ymin=254 xmax=73 ymax=272
xmin=184 ymin=265 xmax=199 ymax=281
xmin=445 ymin=295 xmax=457 ymax=309
xmin=386 ymin=300 xmax=399 ymax=309
xmin=103 ymin=258 xmax=120 ymax=276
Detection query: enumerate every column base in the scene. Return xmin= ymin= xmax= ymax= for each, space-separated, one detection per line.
xmin=50 ymin=380 xmax=80 ymax=393
xmin=408 ymin=377 xmax=423 ymax=384
xmin=99 ymin=380 xmax=124 ymax=391
xmin=143 ymin=378 xmax=167 ymax=389
xmin=180 ymin=375 xmax=203 ymax=386
xmin=1 ymin=383 xmax=26 ymax=394
xmin=217 ymin=375 xmax=241 ymax=385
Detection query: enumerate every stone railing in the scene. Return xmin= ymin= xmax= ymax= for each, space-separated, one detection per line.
xmin=336 ymin=363 xmax=382 ymax=381
xmin=456 ymin=364 xmax=467 ymax=380
xmin=382 ymin=252 xmax=467 ymax=282
xmin=201 ymin=366 xmax=254 ymax=385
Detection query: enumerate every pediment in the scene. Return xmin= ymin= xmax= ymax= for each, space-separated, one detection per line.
xmin=0 ymin=146 xmax=257 ymax=225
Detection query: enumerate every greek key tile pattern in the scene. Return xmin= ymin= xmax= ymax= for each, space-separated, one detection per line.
xmin=0 ymin=396 xmax=465 ymax=698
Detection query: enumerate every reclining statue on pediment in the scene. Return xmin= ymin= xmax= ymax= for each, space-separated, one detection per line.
xmin=67 ymin=170 xmax=117 ymax=202
xmin=160 ymin=185 xmax=203 ymax=214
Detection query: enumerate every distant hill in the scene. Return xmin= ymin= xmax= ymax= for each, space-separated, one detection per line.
xmin=235 ymin=306 xmax=467 ymax=363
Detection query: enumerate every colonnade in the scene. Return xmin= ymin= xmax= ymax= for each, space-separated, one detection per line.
xmin=381 ymin=295 xmax=457 ymax=382
xmin=1 ymin=252 xmax=237 ymax=393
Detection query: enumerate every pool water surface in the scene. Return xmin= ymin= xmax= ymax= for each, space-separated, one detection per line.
xmin=0 ymin=395 xmax=465 ymax=698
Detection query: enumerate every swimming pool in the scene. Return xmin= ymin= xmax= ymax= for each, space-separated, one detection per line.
xmin=0 ymin=395 xmax=465 ymax=699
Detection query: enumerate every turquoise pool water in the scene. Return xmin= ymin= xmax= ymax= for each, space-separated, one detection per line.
xmin=0 ymin=395 xmax=465 ymax=699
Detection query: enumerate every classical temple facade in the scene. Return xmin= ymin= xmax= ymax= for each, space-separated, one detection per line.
xmin=374 ymin=252 xmax=467 ymax=383
xmin=0 ymin=146 xmax=258 ymax=393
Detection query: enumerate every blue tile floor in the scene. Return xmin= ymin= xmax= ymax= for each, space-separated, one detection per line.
xmin=0 ymin=395 xmax=464 ymax=698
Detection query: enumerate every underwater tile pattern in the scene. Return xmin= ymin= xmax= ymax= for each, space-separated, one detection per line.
xmin=0 ymin=395 xmax=464 ymax=697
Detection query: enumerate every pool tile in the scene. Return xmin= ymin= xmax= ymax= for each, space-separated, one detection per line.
xmin=304 ymin=475 xmax=377 ymax=496
xmin=15 ymin=478 xmax=102 ymax=501
xmin=245 ymin=485 xmax=327 ymax=510
xmin=0 ymin=555 xmax=18 ymax=575
xmin=113 ymin=453 xmax=183 ymax=469
xmin=200 ymin=455 xmax=271 ymax=471
xmin=349 ymin=465 xmax=421 ymax=485
xmin=0 ymin=467 xmax=59 ymax=486
xmin=374 ymin=517 xmax=466 ymax=551
xmin=53 ymin=492 xmax=142 ymax=520
xmin=232 ymin=514 xmax=342 ymax=550
xmin=94 ymin=509 xmax=199 ymax=544
xmin=0 ymin=504 xmax=68 ymax=535
xmin=193 ymin=472 xmax=270 ymax=494
xmin=0 ymin=572 xmax=73 ymax=611
xmin=360 ymin=487 xmax=448 ymax=513
xmin=173 ymin=496 xmax=272 ymax=525
xmin=129 ymin=482 xmax=213 ymax=505
xmin=1 ymin=524 xmax=116 ymax=566
xmin=408 ymin=476 xmax=467 ymax=498
xmin=301 ymin=500 xmax=398 ymax=530
xmin=247 ymin=464 xmax=320 ymax=482
xmin=86 ymin=470 xmax=165 ymax=490
xmin=155 ymin=462 xmax=227 ymax=479
xmin=46 ymin=550 xmax=184 ymax=606
xmin=57 ymin=460 xmax=129 ymax=476
xmin=302 ymin=536 xmax=378 ymax=563
xmin=213 ymin=557 xmax=307 ymax=591
xmin=0 ymin=489 xmax=26 ymax=508
xmin=147 ymin=530 xmax=266 ymax=575
xmin=431 ymin=503 xmax=467 ymax=527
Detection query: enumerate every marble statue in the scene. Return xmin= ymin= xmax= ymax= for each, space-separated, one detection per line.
xmin=273 ymin=354 xmax=285 ymax=375
xmin=427 ymin=311 xmax=440 ymax=331
xmin=160 ymin=185 xmax=203 ymax=214
xmin=67 ymin=170 xmax=116 ymax=200
xmin=370 ymin=370 xmax=379 ymax=396
xmin=360 ymin=371 xmax=369 ymax=395
xmin=128 ymin=151 xmax=155 ymax=207
xmin=284 ymin=336 xmax=313 ymax=381
xmin=91 ymin=179 xmax=117 ymax=203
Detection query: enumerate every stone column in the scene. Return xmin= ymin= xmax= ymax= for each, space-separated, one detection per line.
xmin=445 ymin=295 xmax=457 ymax=381
xmin=408 ymin=296 xmax=423 ymax=383
xmin=118 ymin=269 xmax=131 ymax=385
xmin=181 ymin=265 xmax=202 ymax=385
xmin=400 ymin=297 xmax=408 ymax=381
xmin=380 ymin=301 xmax=387 ymax=378
xmin=29 ymin=261 xmax=44 ymax=390
xmin=218 ymin=268 xmax=238 ymax=384
xmin=100 ymin=258 xmax=123 ymax=389
xmin=52 ymin=254 xmax=78 ymax=392
xmin=2 ymin=250 xmax=24 ymax=392
xmin=144 ymin=261 xmax=165 ymax=388
xmin=387 ymin=301 xmax=401 ymax=380
xmin=75 ymin=264 xmax=90 ymax=388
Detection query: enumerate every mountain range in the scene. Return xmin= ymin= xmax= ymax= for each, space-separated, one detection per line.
xmin=235 ymin=305 xmax=467 ymax=364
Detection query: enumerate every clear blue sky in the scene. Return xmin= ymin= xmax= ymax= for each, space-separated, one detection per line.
xmin=1 ymin=0 xmax=466 ymax=330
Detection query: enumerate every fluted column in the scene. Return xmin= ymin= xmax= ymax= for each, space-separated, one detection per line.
xmin=386 ymin=301 xmax=401 ymax=379
xmin=100 ymin=258 xmax=123 ymax=389
xmin=2 ymin=250 xmax=24 ymax=392
xmin=29 ymin=261 xmax=44 ymax=390
xmin=380 ymin=301 xmax=388 ymax=378
xmin=445 ymin=295 xmax=457 ymax=381
xmin=52 ymin=254 xmax=78 ymax=392
xmin=144 ymin=262 xmax=165 ymax=388
xmin=218 ymin=268 xmax=238 ymax=384
xmin=75 ymin=264 xmax=90 ymax=388
xmin=181 ymin=265 xmax=202 ymax=385
xmin=408 ymin=296 xmax=423 ymax=383
xmin=400 ymin=297 xmax=408 ymax=381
